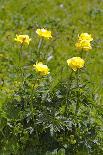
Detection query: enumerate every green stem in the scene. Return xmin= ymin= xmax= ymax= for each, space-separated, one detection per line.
xmin=18 ymin=44 xmax=26 ymax=108
xmin=75 ymin=69 xmax=79 ymax=114
xmin=66 ymin=70 xmax=73 ymax=105
xmin=80 ymin=49 xmax=83 ymax=58
xmin=19 ymin=44 xmax=25 ymax=86
xmin=37 ymin=38 xmax=43 ymax=60
xmin=30 ymin=82 xmax=40 ymax=145
xmin=18 ymin=44 xmax=23 ymax=78
xmin=30 ymin=84 xmax=35 ymax=122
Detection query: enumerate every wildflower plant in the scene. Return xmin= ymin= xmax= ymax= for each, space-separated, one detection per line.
xmin=0 ymin=11 xmax=103 ymax=155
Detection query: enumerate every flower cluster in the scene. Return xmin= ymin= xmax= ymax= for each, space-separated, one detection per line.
xmin=75 ymin=33 xmax=93 ymax=51
xmin=14 ymin=31 xmax=93 ymax=74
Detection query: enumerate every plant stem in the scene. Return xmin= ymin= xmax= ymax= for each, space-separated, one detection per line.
xmin=37 ymin=38 xmax=43 ymax=60
xmin=80 ymin=49 xmax=83 ymax=58
xmin=66 ymin=70 xmax=73 ymax=105
xmin=18 ymin=44 xmax=23 ymax=79
xmin=30 ymin=84 xmax=35 ymax=122
xmin=18 ymin=44 xmax=26 ymax=109
xmin=30 ymin=81 xmax=40 ymax=146
xmin=75 ymin=69 xmax=79 ymax=114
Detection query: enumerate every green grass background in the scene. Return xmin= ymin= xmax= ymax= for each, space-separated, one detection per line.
xmin=0 ymin=0 xmax=103 ymax=104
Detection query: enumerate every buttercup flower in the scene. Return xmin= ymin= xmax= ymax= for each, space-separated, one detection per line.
xmin=33 ymin=62 xmax=50 ymax=76
xmin=36 ymin=28 xmax=52 ymax=39
xmin=67 ymin=57 xmax=85 ymax=71
xmin=76 ymin=33 xmax=93 ymax=51
xmin=14 ymin=35 xmax=31 ymax=45
xmin=78 ymin=33 xmax=93 ymax=42
xmin=75 ymin=40 xmax=92 ymax=51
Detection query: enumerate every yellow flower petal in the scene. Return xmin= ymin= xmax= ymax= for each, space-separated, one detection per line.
xmin=36 ymin=28 xmax=52 ymax=39
xmin=78 ymin=33 xmax=93 ymax=42
xmin=76 ymin=33 xmax=93 ymax=51
xmin=14 ymin=34 xmax=31 ymax=45
xmin=67 ymin=57 xmax=85 ymax=71
xmin=33 ymin=62 xmax=50 ymax=76
xmin=75 ymin=40 xmax=92 ymax=51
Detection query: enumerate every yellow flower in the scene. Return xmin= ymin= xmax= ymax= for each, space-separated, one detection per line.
xmin=33 ymin=62 xmax=50 ymax=76
xmin=36 ymin=28 xmax=52 ymax=39
xmin=78 ymin=33 xmax=93 ymax=42
xmin=75 ymin=40 xmax=92 ymax=51
xmin=67 ymin=57 xmax=85 ymax=71
xmin=14 ymin=35 xmax=31 ymax=45
xmin=76 ymin=33 xmax=93 ymax=51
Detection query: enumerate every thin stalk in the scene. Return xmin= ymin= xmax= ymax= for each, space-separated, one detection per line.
xmin=80 ymin=49 xmax=83 ymax=58
xmin=75 ymin=69 xmax=79 ymax=114
xmin=18 ymin=44 xmax=26 ymax=109
xmin=20 ymin=44 xmax=25 ymax=86
xmin=30 ymin=84 xmax=35 ymax=122
xmin=37 ymin=38 xmax=43 ymax=60
xmin=18 ymin=44 xmax=23 ymax=79
xmin=30 ymin=82 xmax=40 ymax=145
xmin=66 ymin=70 xmax=73 ymax=105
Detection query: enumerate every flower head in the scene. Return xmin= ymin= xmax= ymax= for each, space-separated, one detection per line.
xmin=36 ymin=28 xmax=52 ymax=39
xmin=76 ymin=33 xmax=93 ymax=51
xmin=75 ymin=40 xmax=92 ymax=51
xmin=67 ymin=57 xmax=85 ymax=71
xmin=78 ymin=33 xmax=93 ymax=42
xmin=14 ymin=35 xmax=31 ymax=45
xmin=33 ymin=62 xmax=50 ymax=76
